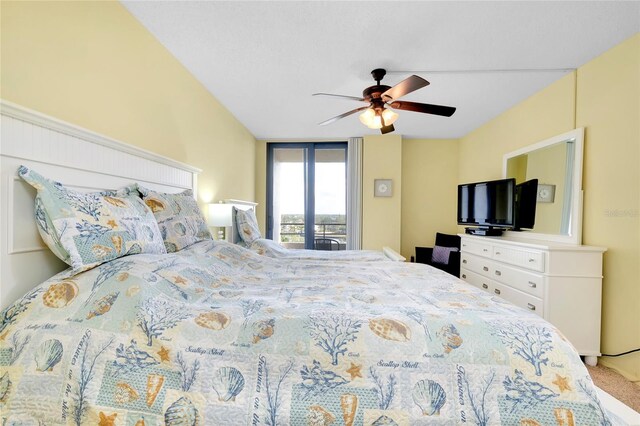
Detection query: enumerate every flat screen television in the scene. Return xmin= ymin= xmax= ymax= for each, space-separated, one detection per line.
xmin=458 ymin=178 xmax=515 ymax=234
xmin=513 ymin=179 xmax=538 ymax=231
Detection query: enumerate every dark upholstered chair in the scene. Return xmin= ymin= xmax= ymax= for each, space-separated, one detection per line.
xmin=415 ymin=233 xmax=461 ymax=277
xmin=315 ymin=238 xmax=340 ymax=251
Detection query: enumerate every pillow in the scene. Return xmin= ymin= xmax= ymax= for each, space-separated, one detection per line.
xmin=136 ymin=185 xmax=212 ymax=252
xmin=234 ymin=207 xmax=262 ymax=245
xmin=19 ymin=166 xmax=166 ymax=273
xmin=431 ymin=245 xmax=459 ymax=265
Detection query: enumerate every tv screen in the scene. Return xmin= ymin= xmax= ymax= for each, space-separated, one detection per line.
xmin=513 ymin=179 xmax=538 ymax=230
xmin=457 ymin=178 xmax=515 ymax=228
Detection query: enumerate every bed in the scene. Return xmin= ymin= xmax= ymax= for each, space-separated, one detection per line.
xmin=0 ymin=102 xmax=612 ymax=425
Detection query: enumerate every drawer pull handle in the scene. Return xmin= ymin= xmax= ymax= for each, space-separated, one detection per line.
xmin=462 ymin=259 xmax=467 ymax=264
xmin=482 ymin=283 xmax=488 ymax=289
xmin=495 ymin=270 xmax=502 ymax=276
xmin=527 ymin=303 xmax=536 ymax=311
xmin=462 ymin=244 xmax=467 ymax=247
xmin=462 ymin=274 xmax=467 ymax=279
xmin=483 ymin=248 xmax=488 ymax=252
xmin=528 ymin=281 xmax=537 ymax=288
xmin=495 ymin=251 xmax=501 ymax=255
xmin=528 ymin=258 xmax=535 ymax=262
xmin=494 ymin=288 xmax=501 ymax=295
xmin=483 ymin=266 xmax=489 ymax=271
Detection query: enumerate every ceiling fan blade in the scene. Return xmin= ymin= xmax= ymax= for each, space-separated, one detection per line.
xmin=389 ymin=101 xmax=456 ymax=117
xmin=313 ymin=93 xmax=366 ymax=102
xmin=381 ymin=75 xmax=429 ymax=101
xmin=318 ymin=106 xmax=369 ymax=126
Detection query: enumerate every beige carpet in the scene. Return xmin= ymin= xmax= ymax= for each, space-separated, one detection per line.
xmin=587 ymin=364 xmax=640 ymax=413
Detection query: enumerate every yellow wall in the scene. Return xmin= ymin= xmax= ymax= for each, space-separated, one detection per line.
xmin=401 ymin=139 xmax=459 ymax=259
xmin=362 ymin=135 xmax=402 ymax=252
xmin=1 ymin=1 xmax=256 ymax=205
xmin=459 ymin=34 xmax=640 ymax=381
xmin=576 ymin=34 xmax=639 ymax=381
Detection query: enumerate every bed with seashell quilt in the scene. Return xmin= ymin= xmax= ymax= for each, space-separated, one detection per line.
xmin=0 ymin=103 xmax=612 ymax=425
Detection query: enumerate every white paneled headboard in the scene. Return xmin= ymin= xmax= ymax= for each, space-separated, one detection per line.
xmin=0 ymin=100 xmax=201 ymax=310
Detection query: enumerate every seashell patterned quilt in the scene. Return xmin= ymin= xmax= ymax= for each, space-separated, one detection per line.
xmin=0 ymin=240 xmax=610 ymax=425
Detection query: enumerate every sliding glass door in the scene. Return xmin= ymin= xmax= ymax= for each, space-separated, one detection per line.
xmin=267 ymin=143 xmax=347 ymax=250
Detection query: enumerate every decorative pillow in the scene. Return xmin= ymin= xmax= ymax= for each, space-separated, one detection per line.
xmin=136 ymin=185 xmax=212 ymax=252
xmin=19 ymin=166 xmax=166 ymax=273
xmin=234 ymin=207 xmax=262 ymax=245
xmin=431 ymin=245 xmax=459 ymax=265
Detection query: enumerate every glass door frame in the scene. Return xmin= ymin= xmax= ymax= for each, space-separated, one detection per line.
xmin=266 ymin=142 xmax=348 ymax=249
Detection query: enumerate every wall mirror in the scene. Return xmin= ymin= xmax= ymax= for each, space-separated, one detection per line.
xmin=502 ymin=128 xmax=584 ymax=245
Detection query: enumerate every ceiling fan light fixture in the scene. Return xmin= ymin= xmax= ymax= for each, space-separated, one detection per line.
xmin=359 ymin=108 xmax=398 ymax=129
xmin=359 ymin=108 xmax=381 ymax=129
xmin=381 ymin=108 xmax=398 ymax=125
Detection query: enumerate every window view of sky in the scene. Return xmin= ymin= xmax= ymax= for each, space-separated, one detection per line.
xmin=277 ymin=162 xmax=345 ymax=215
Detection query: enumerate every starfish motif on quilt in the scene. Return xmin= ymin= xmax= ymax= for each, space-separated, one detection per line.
xmin=346 ymin=362 xmax=363 ymax=380
xmin=157 ymin=346 xmax=171 ymax=362
xmin=552 ymin=374 xmax=572 ymax=392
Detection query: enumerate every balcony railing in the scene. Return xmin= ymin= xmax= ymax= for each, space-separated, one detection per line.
xmin=279 ymin=221 xmax=347 ymax=249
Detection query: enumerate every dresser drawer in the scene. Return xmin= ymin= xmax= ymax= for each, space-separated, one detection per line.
xmin=461 ymin=240 xmax=492 ymax=257
xmin=460 ymin=253 xmax=493 ymax=276
xmin=490 ymin=263 xmax=544 ymax=298
xmin=460 ymin=268 xmax=494 ymax=292
xmin=492 ymin=282 xmax=544 ymax=318
xmin=492 ymin=245 xmax=545 ymax=272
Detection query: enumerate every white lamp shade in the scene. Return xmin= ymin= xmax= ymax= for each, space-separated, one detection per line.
xmin=208 ymin=203 xmax=233 ymax=227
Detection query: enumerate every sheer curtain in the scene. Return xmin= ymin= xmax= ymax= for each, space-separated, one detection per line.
xmin=346 ymin=137 xmax=363 ymax=249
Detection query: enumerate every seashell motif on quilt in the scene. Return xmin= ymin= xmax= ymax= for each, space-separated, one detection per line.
xmin=553 ymin=408 xmax=575 ymax=426
xmin=520 ymin=419 xmax=542 ymax=426
xmin=438 ymin=324 xmax=462 ymax=354
xmin=114 ymin=382 xmax=139 ymax=404
xmin=34 ymin=339 xmax=64 ymax=372
xmin=126 ymin=286 xmax=141 ymax=297
xmin=219 ymin=290 xmax=242 ymax=299
xmin=412 ymin=379 xmax=446 ymax=416
xmin=252 ymin=319 xmax=275 ymax=344
xmin=212 ymin=367 xmax=245 ymax=402
xmin=135 ymin=417 xmax=146 ymax=426
xmin=174 ymin=222 xmax=187 ymax=236
xmin=340 ymin=393 xmax=358 ymax=426
xmin=369 ymin=318 xmax=411 ymax=342
xmin=0 ymin=372 xmax=12 ymax=402
xmin=42 ymin=281 xmax=78 ymax=308
xmin=371 ymin=415 xmax=399 ymax=426
xmin=146 ymin=374 xmax=165 ymax=407
xmin=352 ymin=293 xmax=376 ymax=304
xmin=111 ymin=235 xmax=124 ymax=254
xmin=116 ymin=272 xmax=129 ymax=282
xmin=86 ymin=292 xmax=119 ymax=319
xmin=145 ymin=198 xmax=166 ymax=213
xmin=164 ymin=396 xmax=199 ymax=426
xmin=92 ymin=244 xmax=113 ymax=258
xmin=104 ymin=196 xmax=128 ymax=208
xmin=194 ymin=312 xmax=230 ymax=331
xmin=307 ymin=405 xmax=335 ymax=426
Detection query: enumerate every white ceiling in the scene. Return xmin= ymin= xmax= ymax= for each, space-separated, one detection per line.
xmin=122 ymin=1 xmax=639 ymax=140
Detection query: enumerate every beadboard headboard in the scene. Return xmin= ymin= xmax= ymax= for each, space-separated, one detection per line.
xmin=0 ymin=101 xmax=201 ymax=310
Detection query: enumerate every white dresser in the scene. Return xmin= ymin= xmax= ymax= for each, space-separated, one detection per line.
xmin=459 ymin=234 xmax=606 ymax=366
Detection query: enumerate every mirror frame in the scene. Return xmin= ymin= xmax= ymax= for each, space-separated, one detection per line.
xmin=502 ymin=128 xmax=584 ymax=245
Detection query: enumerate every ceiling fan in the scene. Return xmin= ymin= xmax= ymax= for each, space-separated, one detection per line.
xmin=314 ymin=68 xmax=456 ymax=134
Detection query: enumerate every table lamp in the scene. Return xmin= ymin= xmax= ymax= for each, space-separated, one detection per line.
xmin=208 ymin=203 xmax=233 ymax=240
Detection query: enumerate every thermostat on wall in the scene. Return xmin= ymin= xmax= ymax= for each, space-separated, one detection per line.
xmin=537 ymin=184 xmax=556 ymax=203
xmin=374 ymin=179 xmax=393 ymax=197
